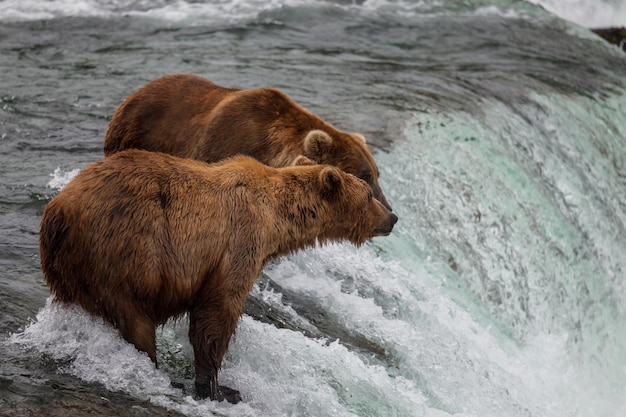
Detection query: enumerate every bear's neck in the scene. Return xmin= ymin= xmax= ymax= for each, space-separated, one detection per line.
xmin=266 ymin=124 xmax=339 ymax=168
xmin=268 ymin=140 xmax=305 ymax=168
xmin=265 ymin=182 xmax=335 ymax=259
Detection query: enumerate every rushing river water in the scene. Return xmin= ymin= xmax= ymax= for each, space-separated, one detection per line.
xmin=1 ymin=1 xmax=625 ymax=416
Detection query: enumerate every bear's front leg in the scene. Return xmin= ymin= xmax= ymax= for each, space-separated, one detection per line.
xmin=188 ymin=289 xmax=244 ymax=404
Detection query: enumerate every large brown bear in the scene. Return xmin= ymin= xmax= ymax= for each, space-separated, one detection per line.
xmin=39 ymin=149 xmax=397 ymax=404
xmin=103 ymin=73 xmax=392 ymax=211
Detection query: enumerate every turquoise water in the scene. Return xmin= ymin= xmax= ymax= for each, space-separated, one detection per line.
xmin=1 ymin=1 xmax=625 ymax=416
xmin=378 ymin=92 xmax=626 ymax=415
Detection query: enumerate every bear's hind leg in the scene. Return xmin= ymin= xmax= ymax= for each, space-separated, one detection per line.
xmin=117 ymin=309 xmax=158 ymax=365
xmin=188 ymin=294 xmax=243 ymax=404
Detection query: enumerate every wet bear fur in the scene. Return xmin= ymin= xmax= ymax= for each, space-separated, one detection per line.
xmin=104 ymin=73 xmax=392 ymax=210
xmin=39 ymin=149 xmax=397 ymax=403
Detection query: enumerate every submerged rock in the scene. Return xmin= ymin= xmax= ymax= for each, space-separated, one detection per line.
xmin=245 ymin=274 xmax=392 ymax=367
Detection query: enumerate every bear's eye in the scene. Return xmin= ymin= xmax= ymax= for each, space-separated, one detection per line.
xmin=367 ymin=190 xmax=373 ymax=202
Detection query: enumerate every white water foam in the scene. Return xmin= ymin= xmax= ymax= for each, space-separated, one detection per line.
xmin=0 ymin=0 xmax=328 ymax=23
xmin=8 ymin=239 xmax=604 ymax=417
xmin=0 ymin=0 xmax=112 ymax=22
xmin=9 ymin=299 xmax=259 ymax=417
xmin=526 ymin=0 xmax=626 ymax=27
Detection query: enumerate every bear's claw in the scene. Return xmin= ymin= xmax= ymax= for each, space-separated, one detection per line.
xmin=195 ymin=380 xmax=242 ymax=404
xmin=220 ymin=385 xmax=242 ymax=404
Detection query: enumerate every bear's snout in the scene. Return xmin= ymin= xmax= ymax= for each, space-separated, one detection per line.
xmin=374 ymin=209 xmax=398 ymax=237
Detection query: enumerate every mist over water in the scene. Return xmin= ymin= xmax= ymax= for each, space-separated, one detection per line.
xmin=1 ymin=1 xmax=625 ymax=416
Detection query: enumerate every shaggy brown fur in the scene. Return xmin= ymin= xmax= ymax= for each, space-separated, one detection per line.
xmin=39 ymin=150 xmax=397 ymax=403
xmin=103 ymin=73 xmax=392 ymax=210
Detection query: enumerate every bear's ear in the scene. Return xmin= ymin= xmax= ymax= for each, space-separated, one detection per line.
xmin=303 ymin=130 xmax=333 ymax=159
xmin=352 ymin=133 xmax=366 ymax=143
xmin=319 ymin=166 xmax=343 ymax=199
xmin=292 ymin=155 xmax=316 ymax=166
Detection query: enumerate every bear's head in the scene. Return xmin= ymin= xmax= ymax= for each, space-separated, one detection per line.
xmin=293 ymin=156 xmax=398 ymax=246
xmin=302 ymin=130 xmax=392 ymax=212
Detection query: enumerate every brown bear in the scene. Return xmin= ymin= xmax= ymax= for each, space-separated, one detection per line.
xmin=39 ymin=149 xmax=397 ymax=404
xmin=103 ymin=73 xmax=392 ymax=211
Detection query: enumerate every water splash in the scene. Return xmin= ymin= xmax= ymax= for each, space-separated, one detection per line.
xmin=47 ymin=167 xmax=80 ymax=190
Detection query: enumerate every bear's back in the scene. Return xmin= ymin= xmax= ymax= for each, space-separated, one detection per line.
xmin=104 ymin=74 xmax=239 ymax=157
xmin=40 ymin=150 xmax=274 ymax=319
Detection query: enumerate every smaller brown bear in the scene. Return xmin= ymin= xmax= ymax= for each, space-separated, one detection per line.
xmin=103 ymin=74 xmax=392 ymax=211
xmin=39 ymin=150 xmax=397 ymax=403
